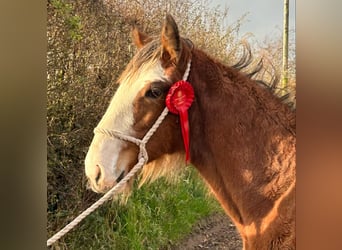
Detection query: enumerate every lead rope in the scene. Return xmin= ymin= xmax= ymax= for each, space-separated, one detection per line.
xmin=47 ymin=60 xmax=191 ymax=247
xmin=46 ymin=109 xmax=168 ymax=247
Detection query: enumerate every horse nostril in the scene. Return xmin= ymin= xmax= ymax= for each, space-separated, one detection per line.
xmin=95 ymin=165 xmax=102 ymax=184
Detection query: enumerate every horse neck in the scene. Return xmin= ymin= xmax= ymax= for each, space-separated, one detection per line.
xmin=188 ymin=49 xmax=296 ymax=230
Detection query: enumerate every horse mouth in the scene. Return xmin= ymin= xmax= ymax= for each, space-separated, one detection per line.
xmin=116 ymin=171 xmax=125 ymax=183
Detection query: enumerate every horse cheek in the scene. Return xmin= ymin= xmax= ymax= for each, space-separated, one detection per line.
xmin=144 ymin=114 xmax=182 ymax=161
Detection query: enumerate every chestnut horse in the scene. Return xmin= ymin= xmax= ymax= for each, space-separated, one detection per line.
xmin=85 ymin=15 xmax=295 ymax=249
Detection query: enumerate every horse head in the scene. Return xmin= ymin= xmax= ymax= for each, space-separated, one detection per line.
xmin=85 ymin=15 xmax=192 ymax=193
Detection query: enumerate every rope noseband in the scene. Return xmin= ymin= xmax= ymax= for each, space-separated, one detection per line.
xmin=47 ymin=60 xmax=191 ymax=247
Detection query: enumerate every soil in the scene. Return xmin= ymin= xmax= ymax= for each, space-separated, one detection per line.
xmin=170 ymin=212 xmax=243 ymax=250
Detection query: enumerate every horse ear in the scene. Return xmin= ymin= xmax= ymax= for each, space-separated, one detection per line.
xmin=161 ymin=14 xmax=181 ymax=64
xmin=132 ymin=27 xmax=152 ymax=49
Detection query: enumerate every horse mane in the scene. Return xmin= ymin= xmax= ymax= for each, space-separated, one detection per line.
xmin=229 ymin=43 xmax=296 ymax=110
xmin=119 ymin=35 xmax=296 ymax=111
xmin=190 ymin=45 xmax=296 ymax=138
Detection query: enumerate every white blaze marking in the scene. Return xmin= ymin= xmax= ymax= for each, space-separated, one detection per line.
xmin=99 ymin=60 xmax=167 ymax=137
xmin=85 ymin=60 xmax=168 ymax=191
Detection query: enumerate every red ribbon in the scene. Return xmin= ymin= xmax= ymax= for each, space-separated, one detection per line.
xmin=166 ymin=80 xmax=194 ymax=163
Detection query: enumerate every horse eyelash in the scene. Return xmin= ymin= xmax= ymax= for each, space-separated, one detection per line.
xmin=145 ymin=87 xmax=163 ymax=98
xmin=145 ymin=81 xmax=170 ymax=99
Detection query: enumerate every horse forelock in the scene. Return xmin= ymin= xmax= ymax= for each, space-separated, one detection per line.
xmin=118 ymin=39 xmax=163 ymax=86
xmin=118 ymin=37 xmax=194 ymax=86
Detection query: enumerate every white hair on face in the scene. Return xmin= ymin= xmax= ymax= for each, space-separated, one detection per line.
xmin=85 ymin=53 xmax=169 ymax=192
xmin=97 ymin=59 xmax=167 ymax=133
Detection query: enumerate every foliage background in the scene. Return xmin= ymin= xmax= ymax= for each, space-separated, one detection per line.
xmin=47 ymin=0 xmax=295 ymax=248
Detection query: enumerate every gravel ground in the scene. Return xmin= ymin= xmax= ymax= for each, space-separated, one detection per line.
xmin=170 ymin=213 xmax=243 ymax=250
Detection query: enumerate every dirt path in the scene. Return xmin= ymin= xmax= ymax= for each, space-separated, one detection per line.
xmin=170 ymin=213 xmax=242 ymax=250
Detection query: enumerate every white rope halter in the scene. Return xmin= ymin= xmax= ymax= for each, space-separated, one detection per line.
xmin=47 ymin=60 xmax=191 ymax=247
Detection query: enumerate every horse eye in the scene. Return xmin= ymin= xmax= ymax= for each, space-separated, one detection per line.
xmin=145 ymin=87 xmax=163 ymax=98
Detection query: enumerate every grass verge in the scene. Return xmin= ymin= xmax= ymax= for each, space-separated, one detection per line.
xmin=50 ymin=168 xmax=222 ymax=249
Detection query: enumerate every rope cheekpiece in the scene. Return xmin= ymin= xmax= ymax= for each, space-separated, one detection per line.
xmin=47 ymin=60 xmax=192 ymax=247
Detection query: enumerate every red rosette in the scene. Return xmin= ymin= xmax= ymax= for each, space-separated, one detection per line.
xmin=166 ymin=80 xmax=194 ymax=162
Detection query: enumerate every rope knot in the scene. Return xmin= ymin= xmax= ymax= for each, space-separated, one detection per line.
xmin=138 ymin=143 xmax=148 ymax=163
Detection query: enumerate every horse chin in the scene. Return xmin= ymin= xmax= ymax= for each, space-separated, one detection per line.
xmin=111 ymin=171 xmax=135 ymax=204
xmin=86 ymin=172 xmax=134 ymax=202
xmin=108 ymin=162 xmax=138 ymax=201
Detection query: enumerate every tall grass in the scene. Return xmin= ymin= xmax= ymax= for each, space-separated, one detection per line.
xmin=51 ymin=168 xmax=221 ymax=249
